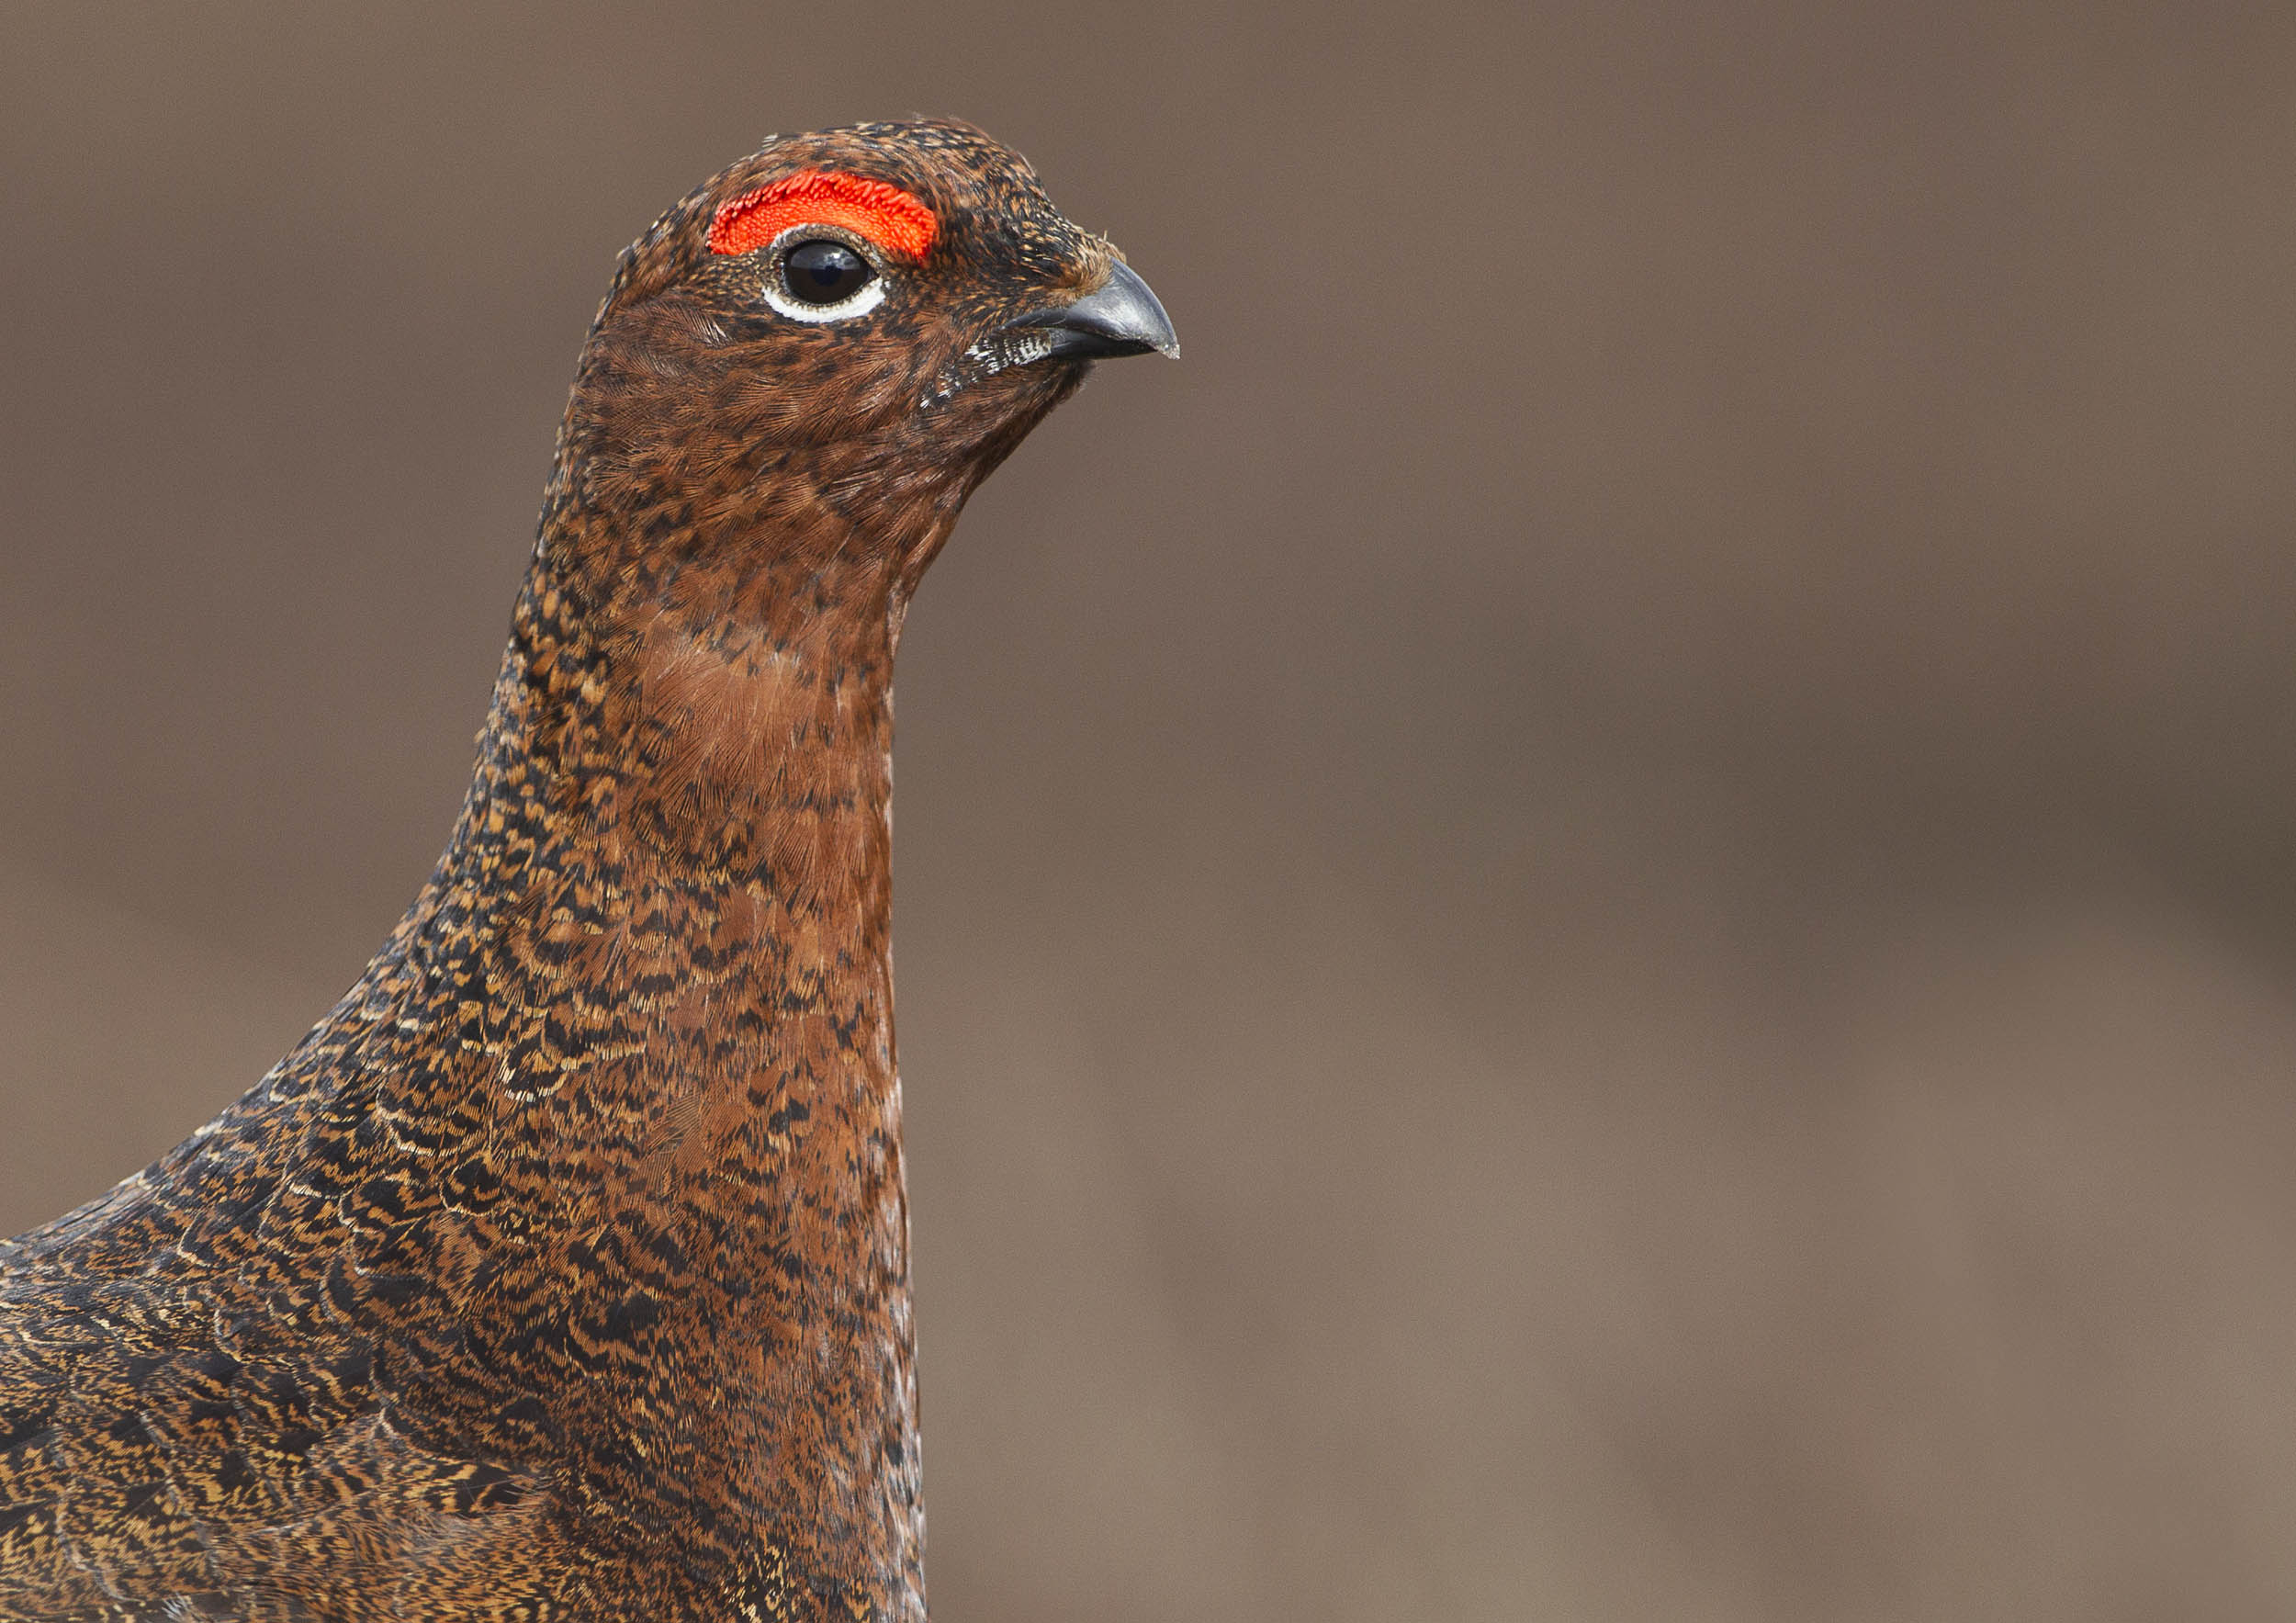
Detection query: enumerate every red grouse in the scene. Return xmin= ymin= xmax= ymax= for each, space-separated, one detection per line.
xmin=0 ymin=120 xmax=1175 ymax=1622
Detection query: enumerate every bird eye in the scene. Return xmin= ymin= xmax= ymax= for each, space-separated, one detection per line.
xmin=781 ymin=240 xmax=874 ymax=306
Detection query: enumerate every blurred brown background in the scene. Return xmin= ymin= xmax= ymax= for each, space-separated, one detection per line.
xmin=5 ymin=3 xmax=2296 ymax=1617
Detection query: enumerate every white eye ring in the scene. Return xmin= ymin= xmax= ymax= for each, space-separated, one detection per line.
xmin=760 ymin=225 xmax=890 ymax=324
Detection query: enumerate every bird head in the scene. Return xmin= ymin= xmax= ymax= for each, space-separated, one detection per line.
xmin=547 ymin=120 xmax=1175 ymax=603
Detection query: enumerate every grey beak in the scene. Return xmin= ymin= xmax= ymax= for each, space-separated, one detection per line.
xmin=1006 ymin=261 xmax=1179 ymax=360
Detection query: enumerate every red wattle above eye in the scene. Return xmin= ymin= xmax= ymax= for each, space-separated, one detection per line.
xmin=708 ymin=172 xmax=939 ymax=261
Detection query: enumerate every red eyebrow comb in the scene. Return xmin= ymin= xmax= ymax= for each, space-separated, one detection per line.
xmin=707 ymin=172 xmax=940 ymax=261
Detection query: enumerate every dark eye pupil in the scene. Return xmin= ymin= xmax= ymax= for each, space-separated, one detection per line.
xmin=782 ymin=240 xmax=872 ymax=305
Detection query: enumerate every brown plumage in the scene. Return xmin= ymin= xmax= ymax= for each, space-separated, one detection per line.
xmin=0 ymin=119 xmax=1175 ymax=1622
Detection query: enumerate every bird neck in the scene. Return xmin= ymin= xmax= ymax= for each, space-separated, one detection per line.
xmin=448 ymin=533 xmax=906 ymax=1026
xmin=396 ymin=517 xmax=932 ymax=1602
